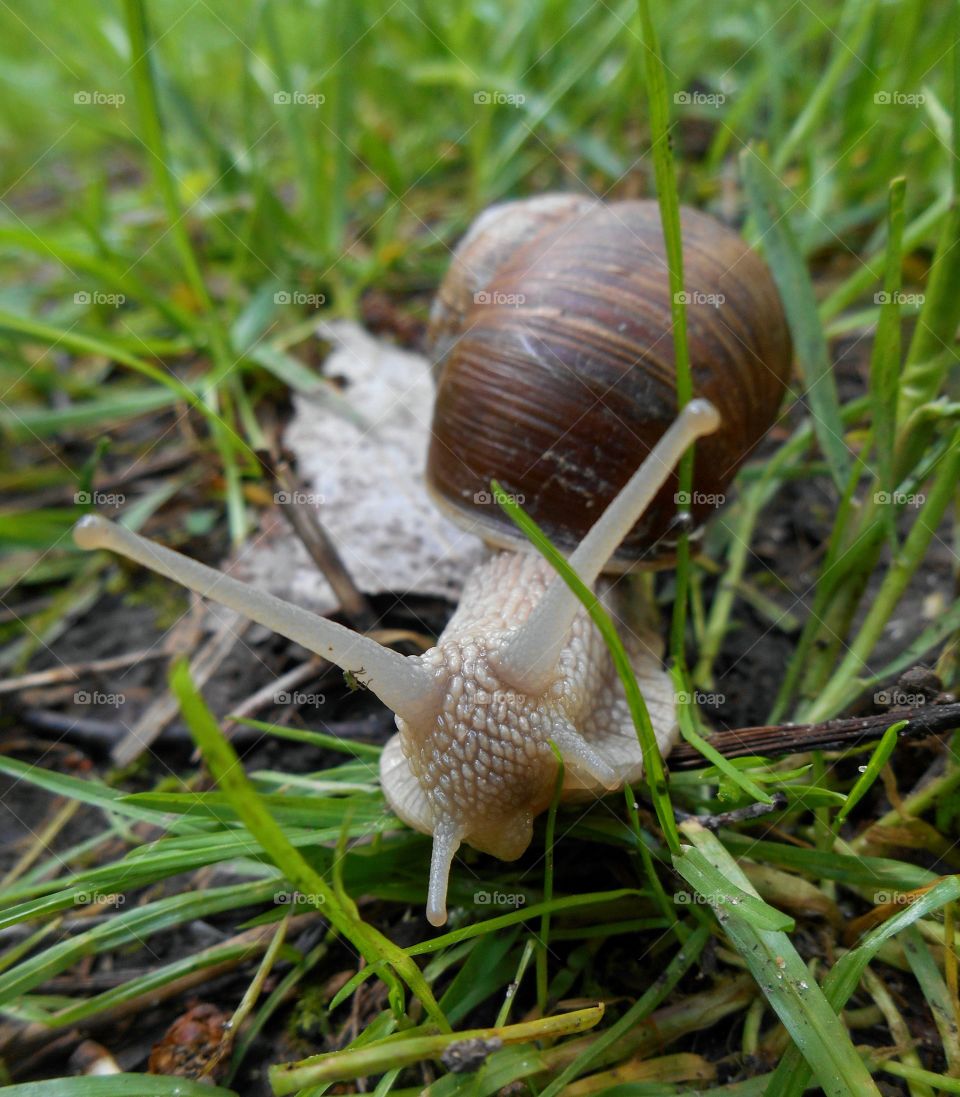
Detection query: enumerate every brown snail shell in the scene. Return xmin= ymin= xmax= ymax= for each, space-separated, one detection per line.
xmin=428 ymin=193 xmax=596 ymax=379
xmin=426 ymin=197 xmax=792 ymax=569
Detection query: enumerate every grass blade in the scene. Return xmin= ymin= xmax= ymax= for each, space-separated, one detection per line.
xmin=833 ymin=721 xmax=903 ymax=830
xmin=869 ymin=177 xmax=907 ymax=518
xmin=741 ymin=146 xmax=850 ymax=492
xmin=269 ymin=1005 xmax=604 ymax=1093
xmin=536 ymin=924 xmax=710 ymax=1097
xmin=636 ymin=0 xmax=696 ymax=663
xmin=679 ymin=821 xmax=881 ymax=1097
xmin=170 ymin=659 xmax=449 ymax=1031
xmin=492 ymin=481 xmax=680 ymax=854
xmin=769 ymin=875 xmax=960 ymax=1096
xmin=2 ymin=1079 xmax=238 ymax=1096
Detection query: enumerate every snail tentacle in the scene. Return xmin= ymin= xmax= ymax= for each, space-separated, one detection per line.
xmin=73 ymin=515 xmax=441 ymax=727
xmin=550 ymin=719 xmax=619 ymax=788
xmin=426 ymin=816 xmax=463 ymax=927
xmin=493 ymin=399 xmax=721 ymax=695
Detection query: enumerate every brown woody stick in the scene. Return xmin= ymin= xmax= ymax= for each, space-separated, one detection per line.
xmin=669 ymin=702 xmax=960 ymax=770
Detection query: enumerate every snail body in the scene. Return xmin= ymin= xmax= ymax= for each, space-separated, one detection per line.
xmin=74 ymin=194 xmax=791 ymax=927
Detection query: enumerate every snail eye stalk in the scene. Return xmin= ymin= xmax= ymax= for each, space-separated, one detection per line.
xmin=494 ymin=400 xmax=720 ymax=694
xmin=73 ymin=515 xmax=441 ymax=727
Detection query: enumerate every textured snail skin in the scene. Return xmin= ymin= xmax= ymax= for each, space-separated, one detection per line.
xmin=380 ymin=550 xmax=674 ymax=924
xmin=427 ymin=198 xmax=792 ymax=567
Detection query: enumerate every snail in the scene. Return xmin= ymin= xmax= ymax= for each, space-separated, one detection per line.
xmin=73 ymin=195 xmax=792 ymax=927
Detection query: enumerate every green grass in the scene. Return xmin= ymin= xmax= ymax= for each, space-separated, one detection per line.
xmin=1 ymin=0 xmax=960 ymax=1092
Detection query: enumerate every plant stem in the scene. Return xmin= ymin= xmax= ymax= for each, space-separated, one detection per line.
xmin=806 ymin=429 xmax=960 ymax=721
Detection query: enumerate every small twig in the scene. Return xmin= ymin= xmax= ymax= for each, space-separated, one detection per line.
xmin=0 ymin=798 xmax=80 ymax=890
xmin=268 ymin=456 xmax=376 ymax=631
xmin=669 ymin=701 xmax=960 ymax=770
xmin=21 ymin=710 xmax=126 ymax=743
xmin=192 ymin=657 xmax=324 ymax=758
xmin=224 ymin=658 xmax=324 ymax=727
xmin=0 ymin=649 xmax=169 ymax=695
xmin=112 ymin=609 xmax=250 ymax=766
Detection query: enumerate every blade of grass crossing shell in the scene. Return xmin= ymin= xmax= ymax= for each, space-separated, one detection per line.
xmin=636 ymin=0 xmax=696 ymax=666
xmin=493 ymin=480 xmax=681 ymax=854
xmin=170 ymin=659 xmax=450 ymax=1031
xmin=677 ymin=822 xmax=881 ymax=1097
